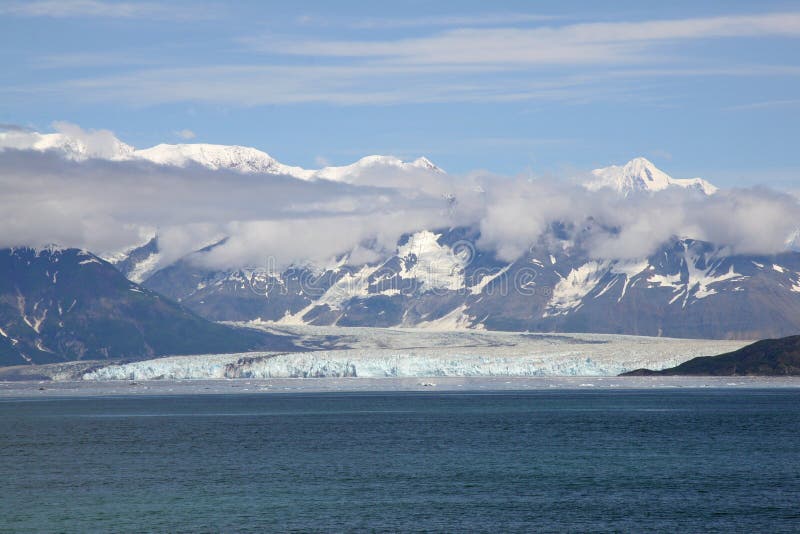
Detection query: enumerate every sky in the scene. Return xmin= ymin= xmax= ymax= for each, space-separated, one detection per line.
xmin=1 ymin=0 xmax=800 ymax=187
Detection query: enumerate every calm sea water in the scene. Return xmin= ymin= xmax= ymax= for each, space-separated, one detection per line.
xmin=1 ymin=390 xmax=799 ymax=532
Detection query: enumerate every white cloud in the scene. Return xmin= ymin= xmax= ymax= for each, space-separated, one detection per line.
xmin=249 ymin=12 xmax=800 ymax=65
xmin=476 ymin=175 xmax=800 ymax=261
xmin=1 ymin=124 xmax=798 ymax=270
xmin=0 ymin=125 xmax=453 ymax=268
xmin=26 ymin=10 xmax=799 ymax=108
xmin=32 ymin=51 xmax=162 ymax=69
xmin=46 ymin=65 xmax=638 ymax=107
xmin=725 ymin=98 xmax=800 ymax=111
xmin=176 ymin=129 xmax=196 ymax=140
xmin=322 ymin=13 xmax=559 ymax=29
xmin=0 ymin=0 xmax=211 ymax=19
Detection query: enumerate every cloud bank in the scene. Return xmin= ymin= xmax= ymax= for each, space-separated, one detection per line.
xmin=0 ymin=124 xmax=798 ymax=271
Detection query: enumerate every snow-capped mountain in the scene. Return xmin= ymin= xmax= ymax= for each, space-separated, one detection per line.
xmin=2 ymin=127 xmax=709 ymax=196
xmin=586 ymin=157 xmax=718 ymax=196
xmin=0 ymin=127 xmax=442 ymax=183
xmin=134 ymin=147 xmax=444 ymax=182
xmin=114 ymin=228 xmax=800 ymax=340
xmin=315 ymin=155 xmax=443 ymax=181
xmin=134 ymin=143 xmax=315 ymax=178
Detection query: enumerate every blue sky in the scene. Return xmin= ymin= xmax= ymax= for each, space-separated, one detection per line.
xmin=1 ymin=0 xmax=799 ymax=186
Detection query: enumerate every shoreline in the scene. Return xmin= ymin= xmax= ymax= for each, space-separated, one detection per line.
xmin=2 ymin=376 xmax=800 ymax=398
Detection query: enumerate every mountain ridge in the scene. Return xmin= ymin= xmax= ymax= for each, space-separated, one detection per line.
xmin=1 ymin=128 xmax=711 ymax=194
xmin=0 ymin=129 xmax=445 ymax=183
xmin=113 ymin=229 xmax=800 ymax=340
xmin=0 ymin=247 xmax=296 ymax=366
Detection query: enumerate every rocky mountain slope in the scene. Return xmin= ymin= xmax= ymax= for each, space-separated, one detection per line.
xmin=0 ymin=248 xmax=295 ymax=366
xmin=623 ymin=336 xmax=800 ymax=375
xmin=114 ymin=228 xmax=800 ymax=340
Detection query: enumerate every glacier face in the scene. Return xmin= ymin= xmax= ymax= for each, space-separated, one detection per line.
xmin=81 ymin=325 xmax=748 ymax=381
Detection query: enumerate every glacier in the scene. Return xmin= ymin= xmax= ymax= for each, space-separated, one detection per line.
xmin=82 ymin=325 xmax=748 ymax=381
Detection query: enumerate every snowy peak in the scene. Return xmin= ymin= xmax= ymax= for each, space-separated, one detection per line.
xmin=0 ymin=126 xmax=442 ymax=182
xmin=134 ymin=149 xmax=442 ymax=182
xmin=411 ymin=156 xmax=442 ymax=172
xmin=587 ymin=157 xmax=717 ymax=196
xmin=133 ymin=143 xmax=315 ymax=179
xmin=314 ymin=155 xmax=444 ymax=182
xmin=135 ymin=143 xmax=275 ymax=170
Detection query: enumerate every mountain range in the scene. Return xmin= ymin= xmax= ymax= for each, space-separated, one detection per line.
xmin=3 ymin=131 xmax=799 ymax=362
xmin=118 ymin=229 xmax=800 ymax=341
xmin=0 ymin=128 xmax=444 ymax=183
xmin=76 ymin=144 xmax=796 ymax=341
xmin=3 ymin=127 xmax=712 ymax=194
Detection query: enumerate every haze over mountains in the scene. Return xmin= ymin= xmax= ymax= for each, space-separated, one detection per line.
xmin=2 ymin=123 xmax=800 ymax=363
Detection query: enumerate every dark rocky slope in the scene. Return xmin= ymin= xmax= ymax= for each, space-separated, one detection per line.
xmin=0 ymin=248 xmax=296 ymax=366
xmin=623 ymin=336 xmax=800 ymax=376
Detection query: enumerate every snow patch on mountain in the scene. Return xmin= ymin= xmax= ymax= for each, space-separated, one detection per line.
xmin=397 ymin=231 xmax=467 ymax=291
xmin=611 ymin=259 xmax=651 ymax=301
xmin=680 ymin=247 xmax=747 ymax=306
xmin=317 ymin=264 xmax=379 ymax=309
xmin=685 ymin=263 xmax=746 ymax=303
xmin=127 ymin=252 xmax=162 ymax=284
xmin=416 ymin=305 xmax=481 ymax=330
xmin=648 ymin=272 xmax=683 ymax=292
xmin=545 ymin=261 xmax=610 ymax=316
xmin=0 ymin=325 xmax=20 ymax=348
xmin=470 ymin=264 xmax=512 ymax=295
xmin=790 ymin=274 xmax=800 ymax=293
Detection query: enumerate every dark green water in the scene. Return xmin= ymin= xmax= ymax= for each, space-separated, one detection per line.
xmin=1 ymin=390 xmax=799 ymax=532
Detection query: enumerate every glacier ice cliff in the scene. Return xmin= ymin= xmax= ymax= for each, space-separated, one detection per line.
xmin=82 ymin=326 xmax=748 ymax=381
